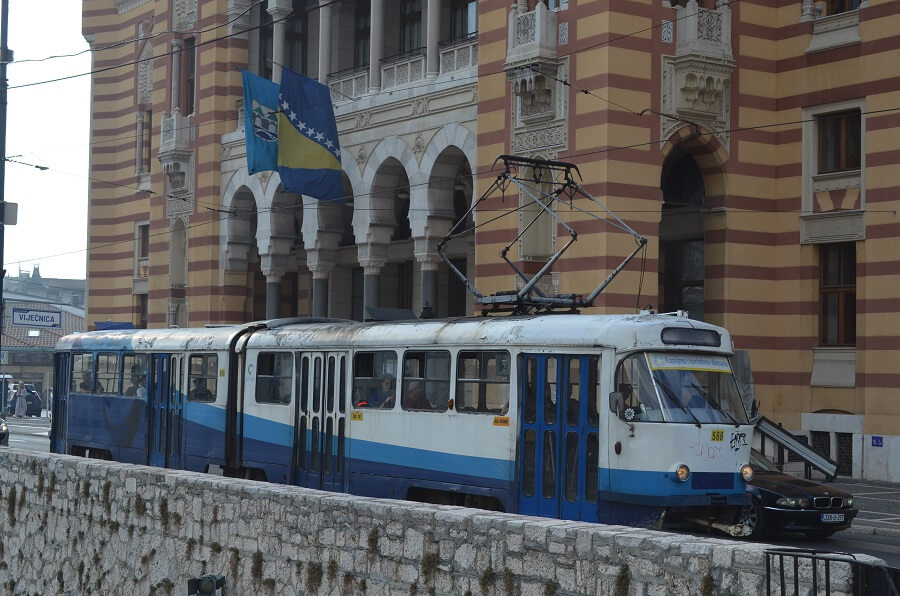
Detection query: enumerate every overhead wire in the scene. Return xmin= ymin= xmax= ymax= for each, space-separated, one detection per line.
xmin=6 ymin=0 xmax=896 ymax=270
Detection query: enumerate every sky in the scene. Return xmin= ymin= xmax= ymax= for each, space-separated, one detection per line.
xmin=4 ymin=1 xmax=90 ymax=281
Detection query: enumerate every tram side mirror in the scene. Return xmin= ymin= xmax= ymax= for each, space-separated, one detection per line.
xmin=609 ymin=392 xmax=625 ymax=420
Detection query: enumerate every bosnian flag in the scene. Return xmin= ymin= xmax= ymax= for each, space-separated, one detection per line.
xmin=276 ymin=68 xmax=343 ymax=202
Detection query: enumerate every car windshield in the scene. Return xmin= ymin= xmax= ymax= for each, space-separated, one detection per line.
xmin=750 ymin=449 xmax=782 ymax=473
xmin=614 ymin=352 xmax=749 ymax=425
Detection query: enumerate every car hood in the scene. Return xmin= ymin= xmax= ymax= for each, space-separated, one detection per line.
xmin=749 ymin=472 xmax=852 ymax=498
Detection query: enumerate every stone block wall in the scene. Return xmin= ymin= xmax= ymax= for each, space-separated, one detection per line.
xmin=0 ymin=449 xmax=877 ymax=594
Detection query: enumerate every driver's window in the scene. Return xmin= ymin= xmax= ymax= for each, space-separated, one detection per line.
xmin=613 ymin=354 xmax=663 ymax=422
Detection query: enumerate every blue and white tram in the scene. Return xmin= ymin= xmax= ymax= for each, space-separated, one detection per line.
xmin=52 ymin=313 xmax=755 ymax=531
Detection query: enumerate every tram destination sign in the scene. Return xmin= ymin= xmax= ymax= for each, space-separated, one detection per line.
xmin=11 ymin=308 xmax=62 ymax=329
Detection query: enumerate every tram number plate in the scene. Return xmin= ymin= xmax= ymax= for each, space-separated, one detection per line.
xmin=821 ymin=513 xmax=845 ymax=523
xmin=351 ymin=412 xmax=364 ymax=421
xmin=710 ymin=430 xmax=724 ymax=442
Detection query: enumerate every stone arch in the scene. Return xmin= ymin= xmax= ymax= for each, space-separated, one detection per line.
xmin=660 ymin=125 xmax=729 ymax=206
xmin=357 ymin=136 xmax=419 ymax=241
xmin=220 ymin=169 xmax=266 ymax=271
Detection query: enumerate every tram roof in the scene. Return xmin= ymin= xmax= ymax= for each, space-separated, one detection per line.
xmin=57 ymin=313 xmax=733 ymax=354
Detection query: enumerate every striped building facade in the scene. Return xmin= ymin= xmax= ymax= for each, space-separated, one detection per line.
xmin=82 ymin=0 xmax=899 ymax=480
xmin=476 ymin=0 xmax=899 ymax=481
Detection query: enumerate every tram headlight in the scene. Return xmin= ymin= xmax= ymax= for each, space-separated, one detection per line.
xmin=740 ymin=464 xmax=754 ymax=482
xmin=675 ymin=464 xmax=691 ymax=482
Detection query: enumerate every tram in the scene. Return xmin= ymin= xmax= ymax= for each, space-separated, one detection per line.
xmin=52 ymin=312 xmax=754 ymax=533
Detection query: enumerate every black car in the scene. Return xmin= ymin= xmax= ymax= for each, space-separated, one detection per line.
xmin=0 ymin=416 xmax=8 ymax=446
xmin=739 ymin=448 xmax=858 ymax=539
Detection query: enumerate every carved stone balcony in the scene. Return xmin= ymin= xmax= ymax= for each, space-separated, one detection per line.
xmin=158 ymin=108 xmax=194 ymax=216
xmin=661 ymin=0 xmax=735 ymax=150
xmin=505 ymin=1 xmax=562 ymax=129
xmin=439 ymin=35 xmax=478 ymax=77
xmin=380 ymin=49 xmax=426 ymax=91
xmin=329 ymin=66 xmax=370 ymax=103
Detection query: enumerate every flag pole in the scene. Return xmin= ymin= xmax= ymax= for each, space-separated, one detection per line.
xmin=0 ymin=0 xmax=10 ymax=411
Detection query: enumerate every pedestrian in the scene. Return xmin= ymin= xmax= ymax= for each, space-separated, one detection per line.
xmin=14 ymin=381 xmax=27 ymax=418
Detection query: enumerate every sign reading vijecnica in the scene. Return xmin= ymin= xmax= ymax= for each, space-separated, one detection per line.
xmin=11 ymin=308 xmax=62 ymax=328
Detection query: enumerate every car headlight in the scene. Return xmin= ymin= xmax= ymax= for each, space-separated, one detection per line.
xmin=775 ymin=497 xmax=810 ymax=508
xmin=0 ymin=423 xmax=6 ymax=432
xmin=675 ymin=464 xmax=691 ymax=482
xmin=846 ymin=498 xmax=854 ymax=508
xmin=740 ymin=464 xmax=754 ymax=482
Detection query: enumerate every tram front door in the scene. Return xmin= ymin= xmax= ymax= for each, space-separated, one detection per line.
xmin=292 ymin=352 xmax=348 ymax=492
xmin=518 ymin=354 xmax=600 ymax=522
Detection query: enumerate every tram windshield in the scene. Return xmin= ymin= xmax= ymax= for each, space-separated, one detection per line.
xmin=614 ymin=352 xmax=749 ymax=425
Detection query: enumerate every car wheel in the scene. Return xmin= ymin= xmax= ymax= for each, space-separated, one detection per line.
xmin=738 ymin=498 xmax=768 ymax=539
xmin=804 ymin=530 xmax=836 ymax=540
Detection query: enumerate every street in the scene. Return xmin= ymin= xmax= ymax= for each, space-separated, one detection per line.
xmin=6 ymin=416 xmax=899 ymax=568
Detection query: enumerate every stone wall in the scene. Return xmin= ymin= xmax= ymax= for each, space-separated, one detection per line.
xmin=0 ymin=449 xmax=876 ymax=595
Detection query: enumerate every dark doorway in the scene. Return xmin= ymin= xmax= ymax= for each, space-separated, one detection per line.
xmin=659 ymin=145 xmax=706 ymax=320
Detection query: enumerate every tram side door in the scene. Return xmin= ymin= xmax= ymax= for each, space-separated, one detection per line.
xmin=166 ymin=355 xmax=184 ymax=470
xmin=52 ymin=353 xmax=70 ymax=454
xmin=518 ymin=354 xmax=600 ymax=522
xmin=321 ymin=352 xmax=348 ymax=493
xmin=148 ymin=354 xmax=170 ymax=467
xmin=301 ymin=353 xmax=325 ymax=489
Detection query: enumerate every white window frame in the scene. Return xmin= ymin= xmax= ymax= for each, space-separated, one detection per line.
xmin=800 ymin=99 xmax=865 ymax=244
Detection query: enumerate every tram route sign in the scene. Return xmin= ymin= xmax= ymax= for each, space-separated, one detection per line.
xmin=11 ymin=308 xmax=62 ymax=328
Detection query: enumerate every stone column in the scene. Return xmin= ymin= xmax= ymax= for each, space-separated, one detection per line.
xmin=318 ymin=0 xmax=333 ymax=83
xmin=368 ymin=0 xmax=384 ymax=91
xmin=269 ymin=3 xmax=292 ymax=83
xmin=426 ymin=0 xmax=440 ymax=78
xmin=170 ymin=39 xmax=182 ymax=111
xmin=309 ymin=264 xmax=334 ymax=318
xmin=263 ymin=269 xmax=284 ymax=319
xmin=417 ymin=253 xmax=441 ymax=318
xmin=135 ymin=111 xmax=145 ymax=173
xmin=361 ymin=258 xmax=385 ymax=320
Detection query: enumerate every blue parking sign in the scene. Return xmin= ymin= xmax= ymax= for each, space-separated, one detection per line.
xmin=872 ymin=436 xmax=883 ymax=447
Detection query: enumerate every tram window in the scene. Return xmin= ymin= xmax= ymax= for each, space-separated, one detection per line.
xmin=523 ymin=429 xmax=536 ymax=496
xmin=402 ymin=351 xmax=450 ymax=412
xmin=71 ymin=353 xmax=95 ymax=393
xmin=123 ymin=354 xmax=149 ymax=397
xmin=542 ymin=430 xmax=556 ymax=498
xmin=352 ymin=351 xmax=397 ymax=409
xmin=587 ymin=357 xmax=600 ymax=426
xmin=256 ymin=352 xmax=292 ymax=404
xmin=544 ymin=357 xmax=558 ymax=424
xmin=565 ymin=432 xmax=578 ymax=502
xmin=339 ymin=356 xmax=346 ymax=413
xmin=524 ymin=357 xmax=537 ymax=424
xmin=297 ymin=416 xmax=307 ymax=470
xmin=614 ymin=354 xmax=664 ymax=422
xmin=310 ymin=418 xmax=320 ymax=471
xmin=585 ymin=432 xmax=598 ymax=503
xmin=326 ymin=356 xmax=336 ymax=413
xmin=300 ymin=356 xmax=309 ymax=411
xmin=456 ymin=351 xmax=510 ymax=414
xmin=95 ymin=353 xmax=120 ymax=394
xmin=566 ymin=358 xmax=580 ymax=427
xmin=325 ymin=417 xmax=334 ymax=473
xmin=187 ymin=354 xmax=218 ymax=403
xmin=337 ymin=418 xmax=345 ymax=474
xmin=313 ymin=357 xmax=322 ymax=412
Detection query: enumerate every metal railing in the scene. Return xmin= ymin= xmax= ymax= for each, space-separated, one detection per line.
xmin=765 ymin=548 xmax=900 ymax=596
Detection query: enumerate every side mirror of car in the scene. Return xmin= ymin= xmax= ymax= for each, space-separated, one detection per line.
xmin=609 ymin=392 xmax=625 ymax=420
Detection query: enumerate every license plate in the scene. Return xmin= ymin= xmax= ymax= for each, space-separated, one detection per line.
xmin=821 ymin=513 xmax=845 ymax=523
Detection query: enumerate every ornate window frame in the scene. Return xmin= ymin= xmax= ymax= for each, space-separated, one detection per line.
xmin=800 ymin=98 xmax=865 ymax=244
